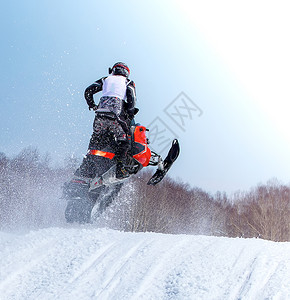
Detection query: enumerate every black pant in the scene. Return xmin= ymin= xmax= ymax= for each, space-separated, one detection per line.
xmin=89 ymin=116 xmax=129 ymax=163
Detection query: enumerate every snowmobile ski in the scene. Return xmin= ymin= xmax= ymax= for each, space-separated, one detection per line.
xmin=147 ymin=139 xmax=180 ymax=185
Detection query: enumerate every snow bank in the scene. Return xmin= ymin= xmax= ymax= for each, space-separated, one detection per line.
xmin=0 ymin=227 xmax=289 ymax=299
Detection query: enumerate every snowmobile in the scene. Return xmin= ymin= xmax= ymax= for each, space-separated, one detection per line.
xmin=63 ymin=124 xmax=180 ymax=223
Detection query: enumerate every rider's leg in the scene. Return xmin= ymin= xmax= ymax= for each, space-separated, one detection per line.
xmin=114 ymin=122 xmax=129 ymax=179
xmin=115 ymin=140 xmax=129 ymax=179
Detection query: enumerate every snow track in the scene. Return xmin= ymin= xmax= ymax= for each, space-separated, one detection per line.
xmin=0 ymin=227 xmax=289 ymax=300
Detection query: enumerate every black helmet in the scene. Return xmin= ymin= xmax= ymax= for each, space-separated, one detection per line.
xmin=109 ymin=62 xmax=130 ymax=78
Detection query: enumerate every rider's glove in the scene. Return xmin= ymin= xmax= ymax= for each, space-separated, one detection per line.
xmin=89 ymin=105 xmax=98 ymax=111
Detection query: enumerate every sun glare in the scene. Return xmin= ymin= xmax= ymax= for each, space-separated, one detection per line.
xmin=177 ymin=0 xmax=290 ymax=144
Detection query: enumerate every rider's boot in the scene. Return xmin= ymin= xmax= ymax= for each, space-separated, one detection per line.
xmin=115 ymin=141 xmax=129 ymax=179
xmin=116 ymin=160 xmax=129 ymax=179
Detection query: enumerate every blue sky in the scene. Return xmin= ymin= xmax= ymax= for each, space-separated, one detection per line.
xmin=1 ymin=0 xmax=290 ymax=193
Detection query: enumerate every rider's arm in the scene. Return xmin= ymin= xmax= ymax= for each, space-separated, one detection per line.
xmin=126 ymin=80 xmax=137 ymax=119
xmin=84 ymin=77 xmax=105 ymax=109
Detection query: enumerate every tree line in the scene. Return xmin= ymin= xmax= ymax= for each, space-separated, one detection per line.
xmin=0 ymin=147 xmax=74 ymax=230
xmin=0 ymin=148 xmax=289 ymax=241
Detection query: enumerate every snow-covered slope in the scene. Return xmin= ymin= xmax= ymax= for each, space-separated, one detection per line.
xmin=0 ymin=227 xmax=289 ymax=300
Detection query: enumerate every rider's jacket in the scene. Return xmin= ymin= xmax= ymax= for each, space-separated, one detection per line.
xmin=84 ymin=75 xmax=136 ymax=120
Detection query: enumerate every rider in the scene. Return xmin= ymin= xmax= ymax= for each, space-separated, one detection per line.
xmin=84 ymin=62 xmax=137 ymax=179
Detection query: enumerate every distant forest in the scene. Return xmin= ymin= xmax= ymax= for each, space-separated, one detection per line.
xmin=0 ymin=147 xmax=289 ymax=242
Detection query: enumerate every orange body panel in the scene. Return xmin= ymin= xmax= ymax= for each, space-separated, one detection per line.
xmin=132 ymin=126 xmax=151 ymax=167
xmin=87 ymin=149 xmax=115 ymax=159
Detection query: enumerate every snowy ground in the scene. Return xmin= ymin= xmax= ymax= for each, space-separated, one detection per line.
xmin=0 ymin=227 xmax=289 ymax=300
